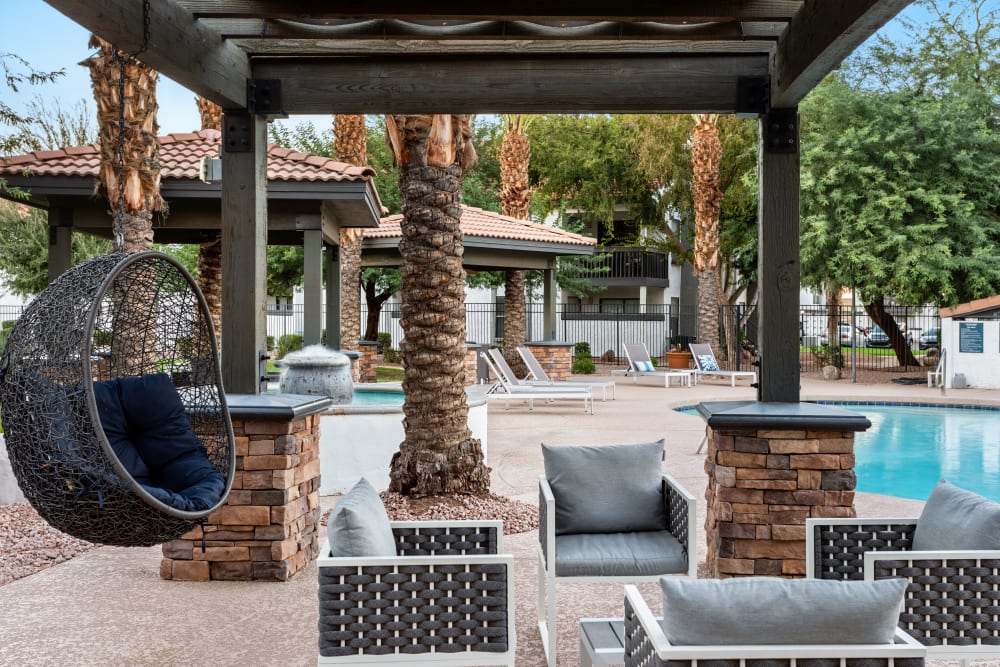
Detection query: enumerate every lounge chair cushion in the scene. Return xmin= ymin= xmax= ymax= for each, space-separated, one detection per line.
xmin=635 ymin=360 xmax=654 ymax=372
xmin=660 ymin=577 xmax=908 ymax=646
xmin=554 ymin=530 xmax=686 ymax=577
xmin=327 ymin=478 xmax=397 ymax=557
xmin=543 ymin=441 xmax=666 ymax=535
xmin=912 ymin=479 xmax=1000 ymax=551
xmin=696 ymin=355 xmax=719 ymax=371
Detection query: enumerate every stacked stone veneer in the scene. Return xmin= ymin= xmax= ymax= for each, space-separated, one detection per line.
xmin=525 ymin=343 xmax=572 ymax=381
xmin=357 ymin=341 xmax=379 ymax=383
xmin=160 ymin=413 xmax=322 ymax=581
xmin=705 ymin=425 xmax=857 ymax=578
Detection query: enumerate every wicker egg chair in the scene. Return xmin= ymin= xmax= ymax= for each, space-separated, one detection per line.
xmin=0 ymin=251 xmax=235 ymax=547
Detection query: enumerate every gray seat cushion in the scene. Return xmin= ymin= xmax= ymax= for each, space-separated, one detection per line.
xmin=912 ymin=479 xmax=1000 ymax=551
xmin=327 ymin=477 xmax=397 ymax=557
xmin=554 ymin=530 xmax=686 ymax=577
xmin=543 ymin=441 xmax=666 ymax=535
xmin=660 ymin=577 xmax=908 ymax=646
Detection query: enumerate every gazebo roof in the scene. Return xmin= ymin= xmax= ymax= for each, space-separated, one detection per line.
xmin=0 ymin=130 xmax=383 ymax=244
xmin=363 ymin=205 xmax=596 ymax=270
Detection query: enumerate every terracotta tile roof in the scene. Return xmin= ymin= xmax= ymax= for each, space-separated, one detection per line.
xmin=0 ymin=129 xmax=375 ymax=183
xmin=367 ymin=206 xmax=597 ymax=247
xmin=941 ymin=294 xmax=1000 ymax=318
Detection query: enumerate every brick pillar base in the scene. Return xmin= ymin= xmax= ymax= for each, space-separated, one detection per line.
xmin=526 ymin=342 xmax=573 ymax=381
xmin=465 ymin=344 xmax=480 ymax=385
xmin=357 ymin=341 xmax=378 ymax=383
xmin=705 ymin=426 xmax=858 ymax=578
xmin=160 ymin=412 xmax=322 ymax=582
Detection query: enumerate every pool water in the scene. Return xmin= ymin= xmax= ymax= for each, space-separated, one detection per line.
xmin=844 ymin=404 xmax=1000 ymax=502
xmin=675 ymin=403 xmax=1000 ymax=502
xmin=350 ymin=390 xmax=404 ymax=406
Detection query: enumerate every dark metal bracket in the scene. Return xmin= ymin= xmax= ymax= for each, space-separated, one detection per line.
xmin=736 ymin=76 xmax=770 ymax=118
xmin=247 ymin=79 xmax=284 ymax=118
xmin=223 ymin=113 xmax=252 ymax=153
xmin=763 ymin=108 xmax=798 ymax=154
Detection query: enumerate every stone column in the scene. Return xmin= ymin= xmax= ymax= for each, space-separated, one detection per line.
xmin=160 ymin=394 xmax=331 ymax=582
xmin=700 ymin=401 xmax=870 ymax=578
xmin=357 ymin=340 xmax=379 ymax=383
xmin=526 ymin=341 xmax=573 ymax=381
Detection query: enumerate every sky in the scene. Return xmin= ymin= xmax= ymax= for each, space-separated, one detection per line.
xmin=1 ymin=0 xmax=938 ymax=142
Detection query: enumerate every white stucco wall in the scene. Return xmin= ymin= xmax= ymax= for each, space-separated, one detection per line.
xmin=0 ymin=434 xmax=28 ymax=504
xmin=318 ymin=397 xmax=489 ymax=495
xmin=942 ymin=319 xmax=1000 ymax=389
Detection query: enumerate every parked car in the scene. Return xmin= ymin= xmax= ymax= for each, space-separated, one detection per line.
xmin=919 ymin=327 xmax=940 ymax=350
xmin=866 ymin=325 xmax=890 ymax=348
xmin=819 ymin=324 xmax=863 ymax=347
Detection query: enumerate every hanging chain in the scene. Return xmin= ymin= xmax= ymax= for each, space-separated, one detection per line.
xmin=110 ymin=0 xmax=152 ymax=253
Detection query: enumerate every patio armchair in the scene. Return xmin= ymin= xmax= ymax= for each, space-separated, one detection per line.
xmin=538 ymin=440 xmax=696 ymax=667
xmin=688 ymin=342 xmax=757 ymax=386
xmin=318 ymin=478 xmax=515 ymax=666
xmin=612 ymin=342 xmax=693 ymax=387
xmin=806 ymin=479 xmax=1000 ymax=664
xmin=480 ymin=351 xmax=594 ymax=414
xmin=623 ymin=578 xmax=925 ymax=667
xmin=515 ymin=346 xmax=616 ymax=401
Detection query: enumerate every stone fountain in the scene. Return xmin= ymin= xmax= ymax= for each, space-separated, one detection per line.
xmin=278 ymin=345 xmax=354 ymax=404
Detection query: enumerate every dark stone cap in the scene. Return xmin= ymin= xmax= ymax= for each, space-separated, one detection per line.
xmin=696 ymin=400 xmax=872 ymax=432
xmin=227 ymin=392 xmax=333 ymax=420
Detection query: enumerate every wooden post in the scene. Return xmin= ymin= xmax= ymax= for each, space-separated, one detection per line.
xmin=757 ymin=108 xmax=801 ymax=403
xmin=47 ymin=208 xmax=72 ymax=284
xmin=221 ymin=111 xmax=268 ymax=394
xmin=325 ymin=243 xmax=342 ymax=350
xmin=303 ymin=228 xmax=322 ymax=347
xmin=543 ymin=266 xmax=557 ymax=340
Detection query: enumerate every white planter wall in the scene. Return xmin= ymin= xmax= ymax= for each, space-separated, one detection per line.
xmin=942 ymin=319 xmax=1000 ymax=389
xmin=0 ymin=434 xmax=27 ymax=504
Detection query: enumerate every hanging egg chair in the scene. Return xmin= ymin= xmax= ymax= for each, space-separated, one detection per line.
xmin=0 ymin=251 xmax=235 ymax=546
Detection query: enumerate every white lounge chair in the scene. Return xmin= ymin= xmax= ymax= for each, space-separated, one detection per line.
xmin=688 ymin=342 xmax=757 ymax=386
xmin=612 ymin=343 xmax=693 ymax=387
xmin=480 ymin=351 xmax=594 ymax=414
xmin=515 ymin=346 xmax=616 ymax=401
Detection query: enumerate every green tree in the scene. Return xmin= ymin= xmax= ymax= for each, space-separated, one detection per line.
xmin=1 ymin=54 xmax=65 ymax=198
xmin=800 ymin=76 xmax=1000 ymax=365
xmin=0 ymin=202 xmax=111 ymax=296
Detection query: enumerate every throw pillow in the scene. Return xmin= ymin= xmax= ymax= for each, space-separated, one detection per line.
xmin=542 ymin=440 xmax=666 ymax=535
xmin=635 ymin=360 xmax=654 ymax=372
xmin=328 ymin=478 xmax=397 ymax=557
xmin=660 ymin=577 xmax=907 ymax=646
xmin=912 ymin=479 xmax=1000 ymax=550
xmin=697 ymin=355 xmax=719 ymax=371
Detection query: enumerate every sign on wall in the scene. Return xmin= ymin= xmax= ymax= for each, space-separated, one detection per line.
xmin=959 ymin=322 xmax=984 ymax=353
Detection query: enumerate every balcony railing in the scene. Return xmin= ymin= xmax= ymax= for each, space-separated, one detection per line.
xmin=577 ymin=246 xmax=669 ymax=287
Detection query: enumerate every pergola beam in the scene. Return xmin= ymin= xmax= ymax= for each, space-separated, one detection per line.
xmin=180 ymin=0 xmax=803 ymax=21
xmin=252 ymin=54 xmax=769 ymax=114
xmin=43 ymin=0 xmax=250 ymax=108
xmin=772 ymin=0 xmax=910 ymax=107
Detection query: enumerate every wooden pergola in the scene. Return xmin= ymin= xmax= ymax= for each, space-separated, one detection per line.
xmin=41 ymin=0 xmax=912 ymax=400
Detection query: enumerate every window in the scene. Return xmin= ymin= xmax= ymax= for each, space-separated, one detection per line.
xmin=600 ymin=298 xmax=640 ymax=314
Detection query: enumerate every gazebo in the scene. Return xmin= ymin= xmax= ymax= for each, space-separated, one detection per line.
xmin=26 ymin=0 xmax=912 ymax=580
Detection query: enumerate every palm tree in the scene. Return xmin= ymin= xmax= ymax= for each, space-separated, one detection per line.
xmin=691 ymin=114 xmax=723 ymax=361
xmin=499 ymin=114 xmax=531 ymax=377
xmin=195 ymin=95 xmax=223 ymax=339
xmin=384 ymin=114 xmax=490 ymax=496
xmin=83 ymin=35 xmax=165 ymax=252
xmin=334 ymin=114 xmax=368 ymax=355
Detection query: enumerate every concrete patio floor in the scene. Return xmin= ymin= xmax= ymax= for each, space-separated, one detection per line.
xmin=1 ymin=375 xmax=997 ymax=666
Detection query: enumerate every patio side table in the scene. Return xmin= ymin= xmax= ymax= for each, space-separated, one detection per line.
xmin=579 ymin=618 xmax=626 ymax=667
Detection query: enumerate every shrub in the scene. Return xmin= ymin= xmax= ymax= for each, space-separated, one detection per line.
xmin=92 ymin=329 xmax=113 ymax=347
xmin=174 ymin=335 xmax=194 ymax=358
xmin=266 ymin=335 xmax=275 ymax=352
xmin=376 ymin=332 xmax=392 ymax=354
xmin=812 ymin=344 xmax=844 ymax=369
xmin=572 ymin=341 xmax=595 ymax=374
xmin=276 ymin=333 xmax=304 ymax=359
xmin=383 ymin=347 xmax=402 ymax=364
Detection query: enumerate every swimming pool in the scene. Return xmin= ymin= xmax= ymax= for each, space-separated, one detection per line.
xmin=836 ymin=403 xmax=1000 ymax=502
xmin=348 ymin=390 xmax=405 ymax=406
xmin=676 ymin=403 xmax=1000 ymax=502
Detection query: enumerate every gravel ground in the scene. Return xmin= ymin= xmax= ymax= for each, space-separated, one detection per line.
xmin=0 ymin=503 xmax=95 ymax=587
xmin=0 ymin=491 xmax=537 ymax=588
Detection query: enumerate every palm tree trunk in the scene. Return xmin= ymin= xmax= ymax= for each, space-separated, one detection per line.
xmin=334 ymin=114 xmax=369 ymax=354
xmin=195 ymin=95 xmax=223 ymax=340
xmin=385 ymin=114 xmax=489 ymax=497
xmin=499 ymin=115 xmax=532 ymax=376
xmin=697 ymin=265 xmax=721 ymax=354
xmin=691 ymin=114 xmax=723 ymax=359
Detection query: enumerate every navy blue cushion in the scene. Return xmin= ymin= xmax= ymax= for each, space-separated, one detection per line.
xmin=93 ymin=379 xmax=152 ymax=483
xmin=93 ymin=373 xmax=223 ymax=510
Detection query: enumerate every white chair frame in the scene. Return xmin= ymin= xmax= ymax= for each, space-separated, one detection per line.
xmin=537 ymin=474 xmax=697 ymax=667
